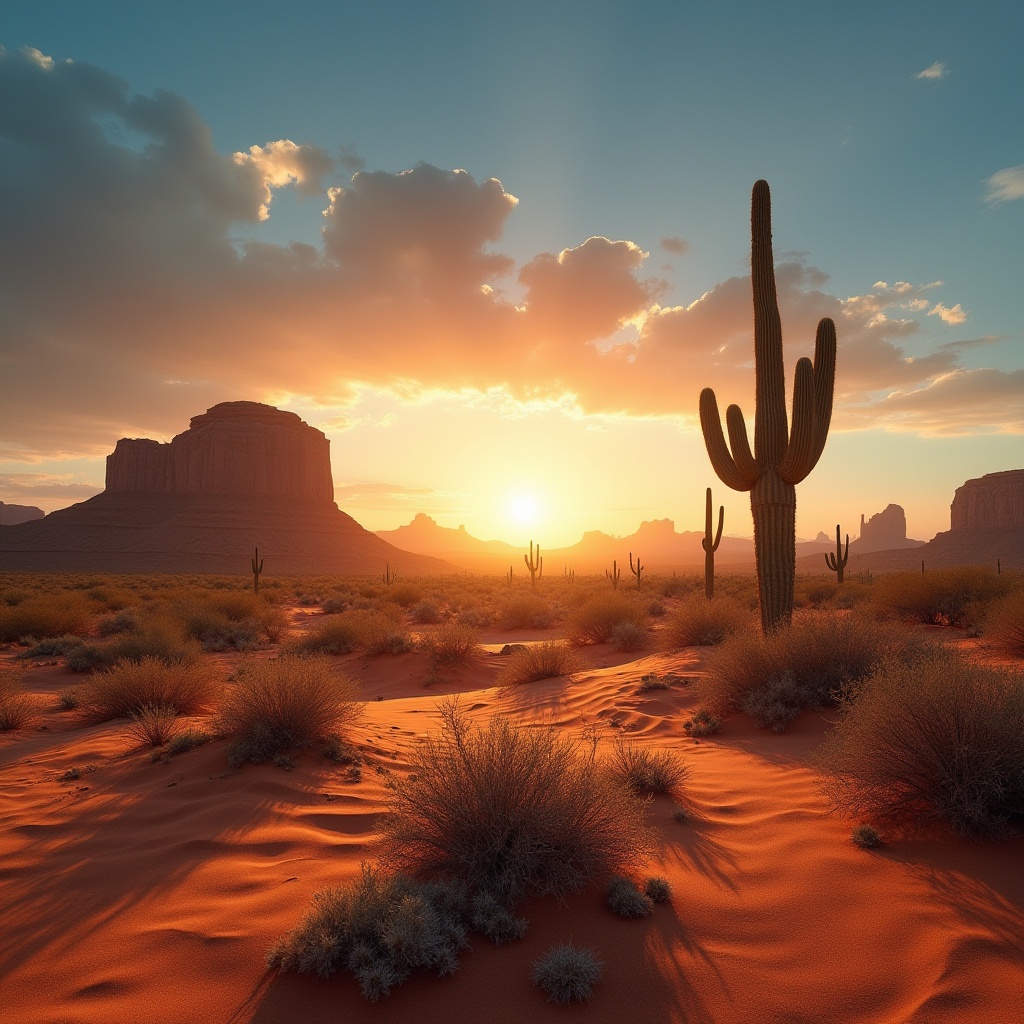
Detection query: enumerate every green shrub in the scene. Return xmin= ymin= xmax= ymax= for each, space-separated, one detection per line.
xmin=814 ymin=648 xmax=1024 ymax=837
xmin=218 ymin=655 xmax=361 ymax=767
xmin=380 ymin=700 xmax=654 ymax=905
xmin=607 ymin=740 xmax=688 ymax=796
xmin=565 ymin=593 xmax=646 ymax=646
xmin=661 ymin=596 xmax=750 ymax=648
xmin=605 ymin=876 xmax=652 ymax=918
xmin=79 ymin=658 xmax=218 ymax=721
xmin=532 ymin=943 xmax=603 ymax=1004
xmin=0 ymin=668 xmax=34 ymax=730
xmin=495 ymin=641 xmax=581 ymax=687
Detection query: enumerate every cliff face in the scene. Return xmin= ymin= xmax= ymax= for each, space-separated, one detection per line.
xmin=950 ymin=470 xmax=1024 ymax=530
xmin=858 ymin=504 xmax=907 ymax=551
xmin=105 ymin=402 xmax=333 ymax=502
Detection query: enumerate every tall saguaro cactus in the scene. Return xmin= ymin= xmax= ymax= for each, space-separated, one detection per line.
xmin=524 ymin=540 xmax=540 ymax=589
xmin=699 ymin=180 xmax=836 ymax=632
xmin=251 ymin=546 xmax=264 ymax=595
xmin=824 ymin=524 xmax=849 ymax=583
xmin=629 ymin=552 xmax=644 ymax=589
xmin=703 ymin=488 xmax=724 ymax=600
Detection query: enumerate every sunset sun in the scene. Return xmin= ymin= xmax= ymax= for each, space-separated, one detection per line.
xmin=507 ymin=492 xmax=540 ymax=527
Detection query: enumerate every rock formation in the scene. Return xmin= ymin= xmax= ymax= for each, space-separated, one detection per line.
xmin=0 ymin=501 xmax=44 ymax=526
xmin=0 ymin=402 xmax=453 ymax=575
xmin=858 ymin=504 xmax=908 ymax=551
xmin=950 ymin=470 xmax=1024 ymax=530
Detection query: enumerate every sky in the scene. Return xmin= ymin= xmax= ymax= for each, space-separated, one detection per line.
xmin=0 ymin=1 xmax=1021 ymax=549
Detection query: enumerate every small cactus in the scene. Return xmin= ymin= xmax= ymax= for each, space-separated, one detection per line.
xmin=524 ymin=540 xmax=541 ymax=589
xmin=250 ymin=546 xmax=264 ymax=595
xmin=382 ymin=562 xmax=397 ymax=586
xmin=606 ymin=560 xmax=621 ymax=590
xmin=629 ymin=552 xmax=643 ymax=589
xmin=824 ymin=524 xmax=849 ymax=583
xmin=703 ymin=487 xmax=724 ymax=600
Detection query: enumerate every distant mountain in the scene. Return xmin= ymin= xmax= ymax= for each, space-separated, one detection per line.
xmin=0 ymin=501 xmax=44 ymax=526
xmin=375 ymin=514 xmax=519 ymax=557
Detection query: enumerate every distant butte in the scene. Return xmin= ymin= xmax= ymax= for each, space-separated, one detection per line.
xmin=0 ymin=402 xmax=454 ymax=575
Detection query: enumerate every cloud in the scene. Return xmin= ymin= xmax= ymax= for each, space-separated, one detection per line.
xmin=0 ymin=45 xmax=1019 ymax=467
xmin=938 ymin=335 xmax=1006 ymax=352
xmin=0 ymin=473 xmax=103 ymax=505
xmin=982 ymin=165 xmax=1024 ymax=205
xmin=660 ymin=236 xmax=689 ymax=255
xmin=928 ymin=302 xmax=967 ymax=325
xmin=914 ymin=62 xmax=948 ymax=80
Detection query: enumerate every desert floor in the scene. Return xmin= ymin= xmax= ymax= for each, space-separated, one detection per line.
xmin=1 ymin=610 xmax=1022 ymax=1024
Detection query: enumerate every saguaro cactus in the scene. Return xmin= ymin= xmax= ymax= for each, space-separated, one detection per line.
xmin=699 ymin=180 xmax=836 ymax=633
xmin=629 ymin=552 xmax=644 ymax=589
xmin=703 ymin=488 xmax=724 ymax=600
xmin=251 ymin=546 xmax=263 ymax=595
xmin=382 ymin=563 xmax=397 ymax=586
xmin=606 ymin=560 xmax=621 ymax=590
xmin=524 ymin=540 xmax=541 ymax=589
xmin=824 ymin=524 xmax=849 ymax=583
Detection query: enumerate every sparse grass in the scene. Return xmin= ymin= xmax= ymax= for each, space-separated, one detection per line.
xmin=532 ymin=943 xmax=603 ymax=1005
xmin=605 ymin=876 xmax=653 ymax=918
xmin=702 ymin=614 xmax=923 ymax=731
xmin=166 ymin=728 xmax=213 ymax=756
xmin=644 ymin=877 xmax=672 ymax=903
xmin=984 ymin=589 xmax=1024 ymax=658
xmin=494 ymin=641 xmax=582 ymax=687
xmin=380 ymin=699 xmax=654 ymax=905
xmin=607 ymin=739 xmax=688 ymax=796
xmin=661 ymin=596 xmax=750 ymax=648
xmin=421 ymin=621 xmax=480 ymax=666
xmin=79 ymin=658 xmax=218 ymax=721
xmin=565 ymin=593 xmax=646 ymax=646
xmin=126 ymin=703 xmax=180 ymax=747
xmin=57 ymin=687 xmax=82 ymax=710
xmin=0 ymin=593 xmax=93 ymax=642
xmin=815 ymin=647 xmax=1024 ymax=837
xmin=0 ymin=668 xmax=34 ymax=730
xmin=636 ymin=673 xmax=670 ymax=693
xmin=218 ymin=655 xmax=361 ymax=767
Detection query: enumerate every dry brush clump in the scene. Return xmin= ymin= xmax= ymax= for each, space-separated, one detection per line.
xmin=495 ymin=641 xmax=582 ymax=687
xmin=815 ymin=648 xmax=1024 ymax=837
xmin=67 ymin=614 xmax=202 ymax=672
xmin=289 ymin=609 xmax=411 ymax=657
xmin=607 ymin=739 xmax=688 ymax=796
xmin=532 ymin=943 xmax=603 ymax=1004
xmin=983 ymin=588 xmax=1024 ymax=658
xmin=125 ymin=704 xmax=181 ymax=747
xmin=869 ymin=566 xmax=1011 ymax=628
xmin=565 ymin=593 xmax=647 ymax=646
xmin=172 ymin=591 xmax=286 ymax=650
xmin=379 ymin=699 xmax=655 ymax=906
xmin=496 ymin=593 xmax=555 ymax=630
xmin=702 ymin=613 xmax=923 ymax=731
xmin=217 ymin=655 xmax=362 ymax=766
xmin=661 ymin=595 xmax=751 ymax=649
xmin=0 ymin=592 xmax=94 ymax=643
xmin=78 ymin=657 xmax=219 ymax=721
xmin=0 ymin=667 xmax=35 ymax=730
xmin=421 ymin=621 xmax=480 ymax=666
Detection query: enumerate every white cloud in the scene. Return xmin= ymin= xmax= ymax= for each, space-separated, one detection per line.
xmin=914 ymin=62 xmax=948 ymax=80
xmin=982 ymin=165 xmax=1024 ymax=205
xmin=928 ymin=302 xmax=967 ymax=325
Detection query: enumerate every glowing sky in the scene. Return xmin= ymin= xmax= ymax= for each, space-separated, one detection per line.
xmin=1 ymin=2 xmax=1021 ymax=548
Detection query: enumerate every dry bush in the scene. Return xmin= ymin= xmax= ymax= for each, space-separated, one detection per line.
xmin=532 ymin=943 xmax=603 ymax=1005
xmin=173 ymin=592 xmax=286 ymax=650
xmin=870 ymin=566 xmax=1011 ymax=627
xmin=290 ymin=609 xmax=410 ymax=657
xmin=984 ymin=589 xmax=1024 ymax=658
xmin=609 ymin=619 xmax=648 ymax=652
xmin=422 ymin=622 xmax=480 ymax=666
xmin=661 ymin=596 xmax=750 ymax=649
xmin=0 ymin=668 xmax=35 ymax=730
xmin=495 ymin=641 xmax=582 ymax=687
xmin=496 ymin=593 xmax=554 ymax=630
xmin=814 ymin=648 xmax=1024 ymax=837
xmin=126 ymin=703 xmax=180 ymax=747
xmin=565 ymin=593 xmax=647 ymax=646
xmin=380 ymin=700 xmax=654 ymax=905
xmin=79 ymin=658 xmax=218 ymax=721
xmin=607 ymin=739 xmax=688 ymax=796
xmin=218 ymin=655 xmax=362 ymax=766
xmin=410 ymin=599 xmax=443 ymax=624
xmin=383 ymin=582 xmax=424 ymax=609
xmin=68 ymin=616 xmax=202 ymax=672
xmin=702 ymin=614 xmax=922 ymax=731
xmin=0 ymin=593 xmax=94 ymax=642
xmin=605 ymin=875 xmax=653 ymax=918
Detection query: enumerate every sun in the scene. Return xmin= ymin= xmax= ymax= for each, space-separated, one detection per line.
xmin=508 ymin=493 xmax=540 ymax=527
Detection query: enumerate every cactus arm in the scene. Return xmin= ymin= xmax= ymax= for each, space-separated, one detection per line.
xmin=702 ymin=488 xmax=713 ymax=554
xmin=841 ymin=531 xmax=849 ymax=568
xmin=825 ymin=551 xmax=837 ymax=570
xmin=700 ymin=389 xmax=756 ymax=492
xmin=810 ymin=317 xmax=837 ymax=465
xmin=714 ymin=503 xmax=724 ymax=550
xmin=778 ymin=357 xmax=816 ymax=484
xmin=726 ymin=405 xmax=759 ymax=482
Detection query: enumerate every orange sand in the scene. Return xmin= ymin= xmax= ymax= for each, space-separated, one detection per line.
xmin=2 ymin=623 xmax=1022 ymax=1023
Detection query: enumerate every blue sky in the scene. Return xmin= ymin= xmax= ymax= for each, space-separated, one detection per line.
xmin=0 ymin=1 xmax=1021 ymax=545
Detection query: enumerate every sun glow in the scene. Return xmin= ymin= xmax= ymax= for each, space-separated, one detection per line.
xmin=507 ymin=493 xmax=540 ymax=527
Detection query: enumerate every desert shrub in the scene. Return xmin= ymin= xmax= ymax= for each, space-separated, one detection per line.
xmin=609 ymin=619 xmax=648 ymax=652
xmin=218 ymin=655 xmax=361 ymax=766
xmin=290 ymin=610 xmax=410 ymax=657
xmin=166 ymin=728 xmax=213 ymax=756
xmin=79 ymin=658 xmax=218 ymax=721
xmin=410 ymin=599 xmax=443 ymax=624
xmin=851 ymin=824 xmax=882 ymax=849
xmin=644 ymin=877 xmax=672 ymax=903
xmin=870 ymin=566 xmax=1011 ymax=627
xmin=85 ymin=586 xmax=136 ymax=612
xmin=126 ymin=703 xmax=180 ymax=747
xmin=173 ymin=593 xmax=285 ymax=650
xmin=661 ymin=596 xmax=750 ymax=649
xmin=495 ymin=641 xmax=581 ymax=687
xmin=496 ymin=593 xmax=554 ymax=630
xmin=57 ymin=687 xmax=82 ymax=710
xmin=683 ymin=709 xmax=722 ymax=736
xmin=605 ymin=876 xmax=652 ymax=918
xmin=358 ymin=612 xmax=413 ymax=655
xmin=815 ymin=648 xmax=1024 ymax=837
xmin=18 ymin=634 xmax=84 ymax=659
xmin=422 ymin=622 xmax=480 ymax=666
xmin=565 ymin=593 xmax=646 ymax=646
xmin=0 ymin=593 xmax=93 ymax=642
xmin=96 ymin=608 xmax=143 ymax=637
xmin=1 ymin=587 xmax=33 ymax=606
xmin=384 ymin=582 xmax=423 ymax=609
xmin=984 ymin=589 xmax=1024 ymax=658
xmin=455 ymin=607 xmax=492 ymax=628
xmin=0 ymin=668 xmax=34 ymax=730
xmin=532 ymin=943 xmax=603 ymax=1005
xmin=636 ymin=673 xmax=670 ymax=693
xmin=607 ymin=740 xmax=688 ymax=796
xmin=269 ymin=866 xmax=470 ymax=1000
xmin=321 ymin=595 xmax=348 ymax=614
xmin=800 ymin=580 xmax=837 ymax=608
xmin=470 ymin=890 xmax=528 ymax=944
xmin=701 ymin=614 xmax=921 ymax=729
xmin=380 ymin=700 xmax=654 ymax=905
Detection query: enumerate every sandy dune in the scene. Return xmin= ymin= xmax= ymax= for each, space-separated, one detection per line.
xmin=2 ymin=626 xmax=1022 ymax=1024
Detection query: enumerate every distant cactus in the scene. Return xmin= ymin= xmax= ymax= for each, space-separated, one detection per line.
xmin=629 ymin=552 xmax=643 ymax=589
xmin=824 ymin=524 xmax=849 ymax=583
xmin=699 ymin=180 xmax=837 ymax=633
xmin=382 ymin=562 xmax=397 ymax=586
xmin=250 ymin=546 xmax=263 ymax=595
xmin=506 ymin=565 xmax=514 ymax=587
xmin=702 ymin=487 xmax=724 ymax=600
xmin=606 ymin=560 xmax=621 ymax=590
xmin=524 ymin=540 xmax=541 ymax=589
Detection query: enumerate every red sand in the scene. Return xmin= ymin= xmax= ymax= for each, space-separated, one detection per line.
xmin=2 ymin=628 xmax=1023 ymax=1023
